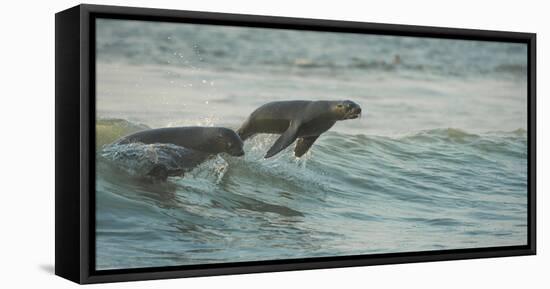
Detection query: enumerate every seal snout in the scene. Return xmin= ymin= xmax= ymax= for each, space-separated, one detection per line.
xmin=231 ymin=148 xmax=245 ymax=157
xmin=229 ymin=137 xmax=245 ymax=156
xmin=344 ymin=101 xmax=362 ymax=119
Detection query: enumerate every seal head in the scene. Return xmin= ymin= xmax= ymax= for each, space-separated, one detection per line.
xmin=331 ymin=100 xmax=362 ymax=120
xmin=204 ymin=127 xmax=245 ymax=156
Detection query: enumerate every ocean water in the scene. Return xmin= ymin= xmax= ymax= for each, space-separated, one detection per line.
xmin=95 ymin=19 xmax=528 ymax=270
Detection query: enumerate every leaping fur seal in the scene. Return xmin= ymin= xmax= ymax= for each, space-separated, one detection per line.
xmin=237 ymin=100 xmax=362 ymax=158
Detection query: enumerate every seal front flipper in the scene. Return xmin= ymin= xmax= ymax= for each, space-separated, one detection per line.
xmin=294 ymin=135 xmax=319 ymax=157
xmin=265 ymin=121 xmax=300 ymax=158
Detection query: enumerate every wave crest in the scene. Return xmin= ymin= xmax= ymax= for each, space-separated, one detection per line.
xmin=96 ymin=118 xmax=150 ymax=149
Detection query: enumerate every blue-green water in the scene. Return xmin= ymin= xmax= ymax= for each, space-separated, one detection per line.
xmin=95 ymin=19 xmax=528 ymax=270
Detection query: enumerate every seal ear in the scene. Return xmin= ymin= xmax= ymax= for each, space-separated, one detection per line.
xmin=265 ymin=121 xmax=300 ymax=158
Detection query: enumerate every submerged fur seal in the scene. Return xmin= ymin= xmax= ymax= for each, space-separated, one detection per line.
xmin=113 ymin=127 xmax=244 ymax=179
xmin=237 ymin=100 xmax=362 ymax=158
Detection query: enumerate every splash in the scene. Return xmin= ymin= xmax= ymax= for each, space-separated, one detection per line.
xmin=166 ymin=115 xmax=221 ymax=128
xmin=100 ymin=142 xmax=209 ymax=179
xmin=185 ymin=155 xmax=229 ymax=184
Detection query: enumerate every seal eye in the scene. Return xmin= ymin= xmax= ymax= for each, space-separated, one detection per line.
xmin=336 ymin=104 xmax=344 ymax=109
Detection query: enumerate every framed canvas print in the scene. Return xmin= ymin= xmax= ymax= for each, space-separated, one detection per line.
xmin=55 ymin=4 xmax=536 ymax=284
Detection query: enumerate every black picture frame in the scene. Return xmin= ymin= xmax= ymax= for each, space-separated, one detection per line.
xmin=55 ymin=4 xmax=536 ymax=284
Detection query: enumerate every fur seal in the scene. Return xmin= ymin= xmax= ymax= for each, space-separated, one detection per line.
xmin=117 ymin=127 xmax=244 ymax=156
xmin=113 ymin=127 xmax=244 ymax=179
xmin=237 ymin=100 xmax=362 ymax=158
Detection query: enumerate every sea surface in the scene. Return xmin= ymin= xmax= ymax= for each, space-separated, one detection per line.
xmin=95 ymin=19 xmax=528 ymax=270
